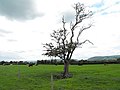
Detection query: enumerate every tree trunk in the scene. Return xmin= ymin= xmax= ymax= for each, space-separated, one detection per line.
xmin=63 ymin=60 xmax=69 ymax=78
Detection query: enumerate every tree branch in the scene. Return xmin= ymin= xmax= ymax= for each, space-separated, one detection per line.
xmin=77 ymin=24 xmax=92 ymax=43
xmin=79 ymin=39 xmax=93 ymax=46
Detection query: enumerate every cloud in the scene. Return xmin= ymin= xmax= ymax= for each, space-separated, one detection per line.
xmin=62 ymin=11 xmax=75 ymax=22
xmin=112 ymin=45 xmax=120 ymax=51
xmin=0 ymin=34 xmax=4 ymax=37
xmin=7 ymin=39 xmax=17 ymax=42
xmin=92 ymin=0 xmax=120 ymax=16
xmin=101 ymin=10 xmax=120 ymax=15
xmin=0 ymin=0 xmax=120 ymax=61
xmin=15 ymin=51 xmax=26 ymax=53
xmin=0 ymin=29 xmax=12 ymax=37
xmin=0 ymin=51 xmax=22 ymax=61
xmin=91 ymin=0 xmax=104 ymax=8
xmin=0 ymin=0 xmax=44 ymax=21
xmin=0 ymin=29 xmax=12 ymax=33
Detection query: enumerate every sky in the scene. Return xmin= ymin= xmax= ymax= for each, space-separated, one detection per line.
xmin=0 ymin=0 xmax=120 ymax=61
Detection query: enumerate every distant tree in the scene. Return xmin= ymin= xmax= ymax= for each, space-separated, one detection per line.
xmin=43 ymin=3 xmax=93 ymax=78
xmin=0 ymin=61 xmax=5 ymax=65
xmin=117 ymin=58 xmax=120 ymax=63
xmin=18 ymin=61 xmax=24 ymax=65
xmin=10 ymin=61 xmax=13 ymax=64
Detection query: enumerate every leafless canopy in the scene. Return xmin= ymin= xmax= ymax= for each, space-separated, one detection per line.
xmin=43 ymin=3 xmax=93 ymax=61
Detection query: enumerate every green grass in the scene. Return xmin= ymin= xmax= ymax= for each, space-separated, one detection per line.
xmin=0 ymin=64 xmax=120 ymax=90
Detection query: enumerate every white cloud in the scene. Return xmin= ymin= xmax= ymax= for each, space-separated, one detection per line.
xmin=0 ymin=0 xmax=120 ymax=61
xmin=0 ymin=0 xmax=44 ymax=20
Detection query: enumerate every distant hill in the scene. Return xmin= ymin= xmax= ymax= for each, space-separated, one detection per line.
xmin=88 ymin=55 xmax=120 ymax=61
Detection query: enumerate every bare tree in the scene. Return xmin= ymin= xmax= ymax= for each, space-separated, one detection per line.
xmin=43 ymin=3 xmax=93 ymax=78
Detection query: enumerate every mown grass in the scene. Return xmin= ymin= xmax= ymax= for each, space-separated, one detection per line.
xmin=0 ymin=64 xmax=120 ymax=90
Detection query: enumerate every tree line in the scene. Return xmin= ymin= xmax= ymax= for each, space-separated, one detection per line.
xmin=0 ymin=58 xmax=120 ymax=65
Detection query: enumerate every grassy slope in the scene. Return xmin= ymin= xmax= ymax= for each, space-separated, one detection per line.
xmin=0 ymin=64 xmax=120 ymax=90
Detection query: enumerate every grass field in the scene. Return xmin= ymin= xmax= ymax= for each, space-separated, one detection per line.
xmin=0 ymin=64 xmax=120 ymax=90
